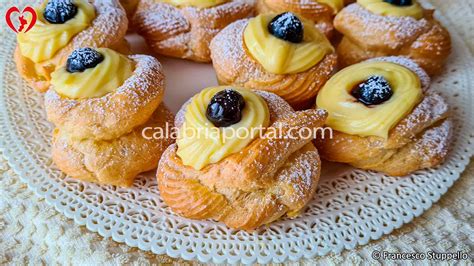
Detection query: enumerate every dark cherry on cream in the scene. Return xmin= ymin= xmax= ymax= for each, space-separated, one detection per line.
xmin=268 ymin=12 xmax=304 ymax=43
xmin=44 ymin=0 xmax=78 ymax=24
xmin=206 ymin=89 xmax=246 ymax=127
xmin=351 ymin=75 xmax=393 ymax=106
xmin=66 ymin=48 xmax=104 ymax=73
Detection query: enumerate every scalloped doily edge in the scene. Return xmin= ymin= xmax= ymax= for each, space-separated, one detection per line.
xmin=0 ymin=3 xmax=473 ymax=265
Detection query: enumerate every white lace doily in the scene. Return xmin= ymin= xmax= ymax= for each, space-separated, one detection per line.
xmin=0 ymin=4 xmax=473 ymax=265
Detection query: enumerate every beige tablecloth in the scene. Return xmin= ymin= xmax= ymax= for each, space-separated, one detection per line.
xmin=0 ymin=0 xmax=472 ymax=264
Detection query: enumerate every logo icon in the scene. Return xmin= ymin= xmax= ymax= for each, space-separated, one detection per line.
xmin=5 ymin=6 xmax=37 ymax=33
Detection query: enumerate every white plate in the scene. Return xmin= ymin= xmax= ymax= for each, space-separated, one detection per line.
xmin=1 ymin=6 xmax=473 ymax=265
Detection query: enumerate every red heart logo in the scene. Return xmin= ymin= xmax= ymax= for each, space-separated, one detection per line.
xmin=5 ymin=6 xmax=37 ymax=33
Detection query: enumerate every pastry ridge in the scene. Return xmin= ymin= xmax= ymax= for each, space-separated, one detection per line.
xmin=45 ymin=54 xmax=165 ymax=141
xmin=316 ymin=91 xmax=452 ymax=176
xmin=52 ymin=104 xmax=174 ymax=187
xmin=334 ymin=3 xmax=451 ymax=75
xmin=256 ymin=0 xmax=335 ymax=38
xmin=314 ymin=57 xmax=453 ymax=176
xmin=48 ymin=50 xmax=174 ymax=187
xmin=133 ymin=0 xmax=255 ymax=62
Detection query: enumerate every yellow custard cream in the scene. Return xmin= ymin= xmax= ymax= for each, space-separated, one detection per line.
xmin=244 ymin=14 xmax=334 ymax=75
xmin=357 ymin=0 xmax=424 ymax=19
xmin=318 ymin=0 xmax=344 ymax=13
xmin=51 ymin=48 xmax=134 ymax=99
xmin=163 ymin=0 xmax=228 ymax=8
xmin=17 ymin=0 xmax=95 ymax=63
xmin=316 ymin=61 xmax=422 ymax=139
xmin=177 ymin=87 xmax=270 ymax=170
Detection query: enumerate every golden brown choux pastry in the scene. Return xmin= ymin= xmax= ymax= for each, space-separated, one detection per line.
xmin=52 ymin=105 xmax=174 ymax=187
xmin=334 ymin=1 xmax=451 ymax=76
xmin=210 ymin=13 xmax=337 ymax=109
xmin=14 ymin=0 xmax=129 ymax=93
xmin=256 ymin=0 xmax=354 ymax=39
xmin=45 ymin=50 xmax=165 ymax=141
xmin=314 ymin=57 xmax=453 ymax=176
xmin=120 ymin=0 xmax=139 ymax=21
xmin=46 ymin=47 xmax=173 ymax=187
xmin=132 ymin=0 xmax=255 ymax=62
xmin=157 ymin=86 xmax=327 ymax=230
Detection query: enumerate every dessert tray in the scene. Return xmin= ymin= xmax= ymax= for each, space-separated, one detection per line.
xmin=1 ymin=4 xmax=473 ymax=265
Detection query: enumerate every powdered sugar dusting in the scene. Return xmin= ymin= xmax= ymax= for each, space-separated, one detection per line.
xmin=133 ymin=0 xmax=255 ymax=61
xmin=254 ymin=90 xmax=293 ymax=122
xmin=66 ymin=47 xmax=103 ymax=71
xmin=134 ymin=1 xmax=189 ymax=39
xmin=116 ymin=54 xmax=164 ymax=104
xmin=44 ymin=0 xmax=77 ymax=23
xmin=174 ymin=97 xmax=192 ymax=128
xmin=63 ymin=0 xmax=127 ymax=55
xmin=393 ymin=91 xmax=449 ymax=138
xmin=159 ymin=87 xmax=325 ymax=229
xmin=175 ymin=86 xmax=326 ymax=129
xmin=210 ymin=18 xmax=337 ymax=107
xmin=46 ymin=54 xmax=164 ymax=113
xmin=335 ymin=3 xmax=431 ymax=50
xmin=276 ymin=148 xmax=320 ymax=203
xmin=368 ymin=56 xmax=430 ymax=91
xmin=45 ymin=54 xmax=165 ymax=140
xmin=415 ymin=119 xmax=452 ymax=161
xmin=174 ymin=89 xmax=294 ymax=128
xmin=210 ymin=19 xmax=250 ymax=77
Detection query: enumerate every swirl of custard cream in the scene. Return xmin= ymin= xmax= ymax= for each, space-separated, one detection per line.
xmin=163 ymin=0 xmax=228 ymax=8
xmin=17 ymin=0 xmax=96 ymax=63
xmin=357 ymin=0 xmax=424 ymax=19
xmin=176 ymin=87 xmax=270 ymax=170
xmin=50 ymin=48 xmax=134 ymax=99
xmin=316 ymin=61 xmax=423 ymax=139
xmin=244 ymin=13 xmax=334 ymax=75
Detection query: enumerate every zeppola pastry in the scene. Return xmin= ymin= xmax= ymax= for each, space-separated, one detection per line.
xmin=157 ymin=86 xmax=327 ymax=230
xmin=132 ymin=0 xmax=255 ymax=62
xmin=314 ymin=56 xmax=452 ymax=176
xmin=210 ymin=12 xmax=337 ymax=109
xmin=15 ymin=0 xmax=129 ymax=92
xmin=45 ymin=47 xmax=174 ymax=187
xmin=256 ymin=0 xmax=354 ymax=39
xmin=334 ymin=0 xmax=451 ymax=75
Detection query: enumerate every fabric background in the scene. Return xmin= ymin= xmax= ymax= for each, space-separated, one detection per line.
xmin=0 ymin=0 xmax=472 ymax=264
